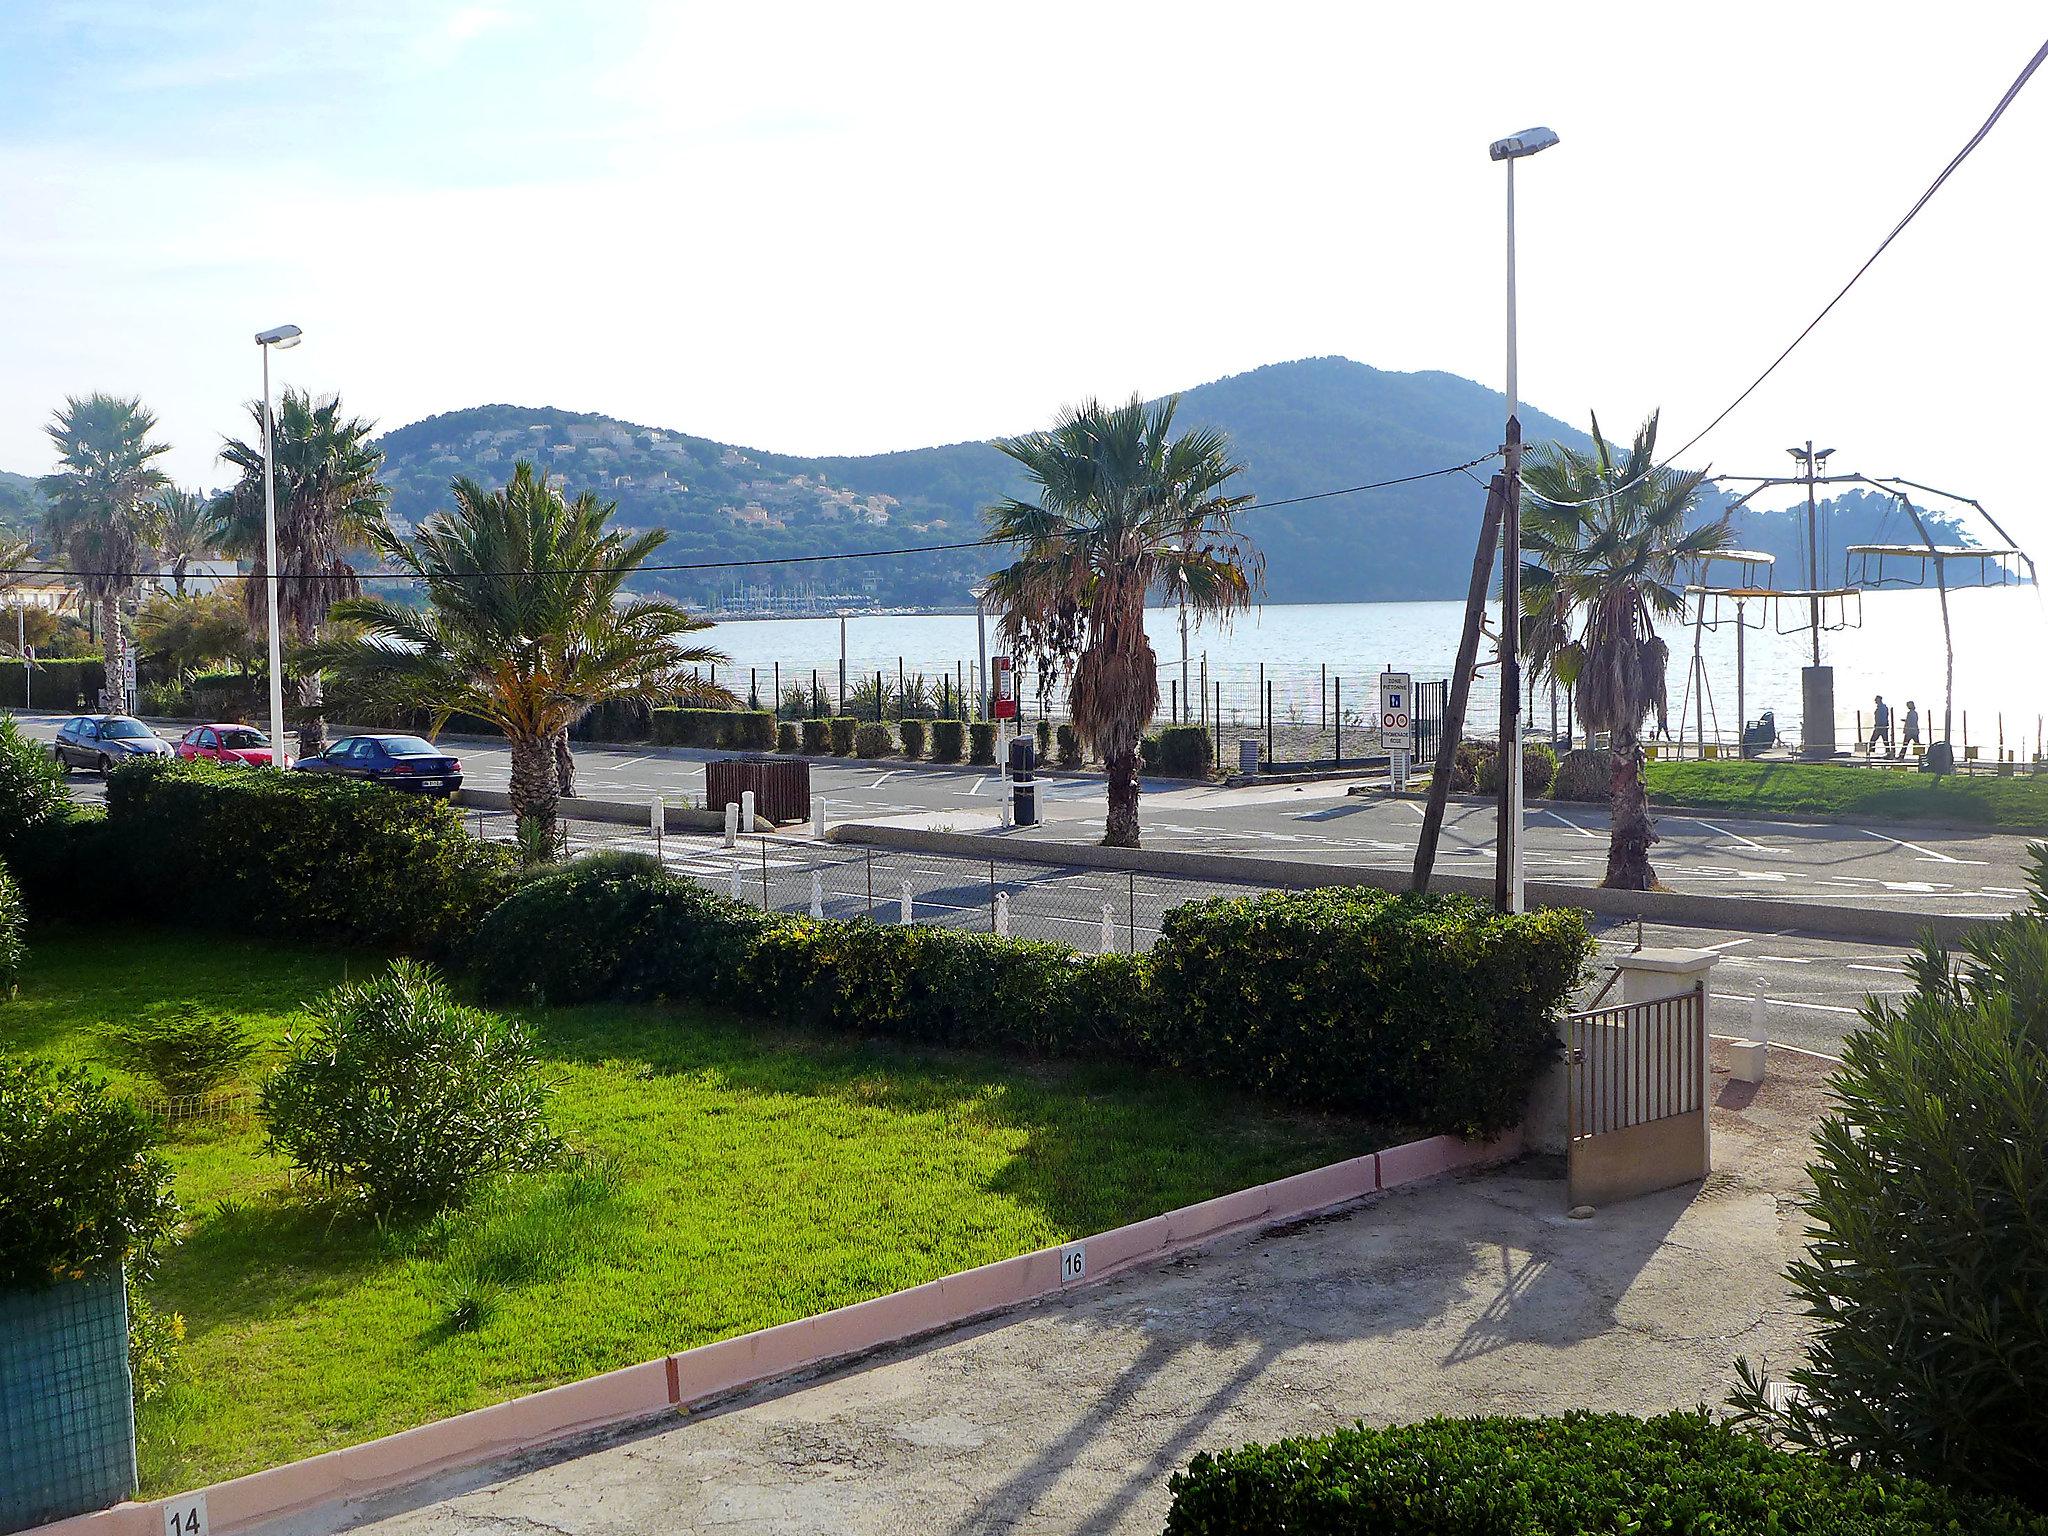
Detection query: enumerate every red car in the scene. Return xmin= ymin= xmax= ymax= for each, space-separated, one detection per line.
xmin=176 ymin=723 xmax=290 ymax=769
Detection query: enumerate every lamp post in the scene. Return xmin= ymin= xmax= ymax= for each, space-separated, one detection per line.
xmin=1487 ymin=126 xmax=1558 ymax=915
xmin=254 ymin=324 xmax=302 ymax=765
xmin=972 ymin=585 xmax=990 ymax=720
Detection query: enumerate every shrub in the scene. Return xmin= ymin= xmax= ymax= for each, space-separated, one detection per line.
xmin=259 ymin=959 xmax=561 ymax=1213
xmin=775 ymin=721 xmax=800 ymax=753
xmin=799 ymin=718 xmax=831 ymax=754
xmin=1477 ymin=739 xmax=1558 ymax=797
xmin=0 ymin=657 xmax=106 ymax=711
xmin=0 ymin=857 xmax=22 ymax=997
xmin=101 ymin=1003 xmax=258 ymax=1099
xmin=1 ymin=805 xmax=116 ymax=925
xmin=968 ymin=721 xmax=998 ymax=765
xmin=102 ymin=758 xmax=513 ymax=953
xmin=1057 ymin=723 xmax=1082 ymax=768
xmin=0 ymin=712 xmax=70 ymax=863
xmin=930 ymin=719 xmax=965 ymax=763
xmin=1729 ymin=851 xmax=2048 ymax=1508
xmin=0 ymin=1057 xmax=180 ymax=1288
xmin=466 ymin=852 xmax=774 ymax=1007
xmin=1550 ymin=746 xmax=1611 ymax=802
xmin=1164 ymin=1410 xmax=2048 ymax=1536
xmin=898 ymin=718 xmax=927 ymax=759
xmin=828 ymin=716 xmax=857 ymax=755
xmin=1147 ymin=724 xmax=1212 ymax=779
xmin=649 ymin=708 xmax=775 ymax=751
xmin=1035 ymin=720 xmax=1053 ymax=759
xmin=1449 ymin=737 xmax=1494 ymax=792
xmin=127 ymin=1277 xmax=185 ymax=1407
xmin=853 ymin=722 xmax=894 ymax=759
xmin=1148 ymin=885 xmax=1590 ymax=1134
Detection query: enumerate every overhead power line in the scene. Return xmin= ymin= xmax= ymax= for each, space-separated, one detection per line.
xmin=1 ymin=452 xmax=1501 ymax=584
xmin=1523 ymin=31 xmax=2048 ymax=510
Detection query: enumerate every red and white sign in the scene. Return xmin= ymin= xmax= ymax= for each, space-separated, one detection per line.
xmin=992 ymin=656 xmax=1018 ymax=719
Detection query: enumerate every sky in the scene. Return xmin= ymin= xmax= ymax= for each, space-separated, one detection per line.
xmin=3 ymin=2 xmax=2045 ymax=540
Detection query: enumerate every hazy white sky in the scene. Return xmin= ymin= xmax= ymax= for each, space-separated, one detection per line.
xmin=3 ymin=2 xmax=2044 ymax=536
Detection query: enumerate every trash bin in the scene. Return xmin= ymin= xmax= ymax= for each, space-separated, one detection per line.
xmin=706 ymin=756 xmax=810 ymax=824
xmin=1008 ymin=737 xmax=1038 ymax=827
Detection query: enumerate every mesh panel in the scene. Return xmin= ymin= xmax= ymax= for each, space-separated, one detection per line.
xmin=0 ymin=1271 xmax=137 ymax=1532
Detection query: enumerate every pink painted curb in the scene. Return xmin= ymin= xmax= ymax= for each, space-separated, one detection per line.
xmin=36 ymin=1130 xmax=1516 ymax=1536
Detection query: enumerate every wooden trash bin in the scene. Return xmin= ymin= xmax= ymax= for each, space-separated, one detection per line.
xmin=706 ymin=756 xmax=811 ymax=825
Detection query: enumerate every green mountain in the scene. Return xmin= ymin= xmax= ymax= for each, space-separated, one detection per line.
xmin=0 ymin=468 xmax=43 ymax=533
xmin=374 ymin=357 xmax=1593 ymax=608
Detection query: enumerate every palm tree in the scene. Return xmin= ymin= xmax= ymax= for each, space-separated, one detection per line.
xmin=307 ymin=462 xmax=729 ymax=840
xmin=983 ymin=396 xmax=1258 ymax=848
xmin=155 ymin=487 xmax=215 ymax=597
xmin=1520 ymin=412 xmax=1730 ymax=889
xmin=38 ymin=394 xmax=171 ymax=702
xmin=215 ymin=390 xmax=389 ymax=756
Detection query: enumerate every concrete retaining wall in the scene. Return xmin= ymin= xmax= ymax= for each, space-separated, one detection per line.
xmin=29 ymin=1132 xmax=1517 ymax=1536
xmin=828 ymin=821 xmax=1995 ymax=946
xmin=453 ymin=788 xmax=729 ymax=833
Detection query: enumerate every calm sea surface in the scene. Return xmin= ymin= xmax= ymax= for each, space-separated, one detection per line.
xmin=702 ymin=586 xmax=2048 ymax=752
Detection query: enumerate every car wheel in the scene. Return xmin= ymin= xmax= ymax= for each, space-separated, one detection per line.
xmin=51 ymin=746 xmax=70 ymax=775
xmin=97 ymin=754 xmax=113 ymax=777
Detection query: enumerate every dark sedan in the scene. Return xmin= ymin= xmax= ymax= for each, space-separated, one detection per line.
xmin=292 ymin=734 xmax=464 ymax=796
xmin=51 ymin=715 xmax=175 ymax=774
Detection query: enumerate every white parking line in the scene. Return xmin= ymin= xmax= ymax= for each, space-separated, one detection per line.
xmin=1541 ymin=809 xmax=1596 ymax=838
xmin=1700 ymin=936 xmax=1752 ymax=951
xmin=1846 ymin=962 xmax=1907 ymax=976
xmin=1715 ymin=992 xmax=1863 ymax=1015
xmin=1856 ymin=828 xmax=1986 ymax=866
xmin=1686 ymin=817 xmax=1770 ymax=852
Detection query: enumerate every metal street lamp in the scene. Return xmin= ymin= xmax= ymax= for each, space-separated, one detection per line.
xmin=254 ymin=324 xmax=301 ymax=766
xmin=1487 ymin=126 xmax=1558 ymax=914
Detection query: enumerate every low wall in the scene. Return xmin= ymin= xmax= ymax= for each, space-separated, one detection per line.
xmin=28 ymin=1131 xmax=1517 ymax=1536
xmin=452 ymin=789 xmax=729 ymax=833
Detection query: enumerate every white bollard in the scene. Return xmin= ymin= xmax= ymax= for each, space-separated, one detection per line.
xmin=900 ymin=880 xmax=913 ymax=924
xmin=995 ymin=891 xmax=1010 ymax=937
xmin=1100 ymin=901 xmax=1115 ymax=953
xmin=651 ymin=795 xmax=665 ymax=835
xmin=1000 ymin=791 xmax=1014 ymax=828
xmin=723 ymin=800 xmax=739 ymax=848
xmin=810 ymin=871 xmax=823 ymax=918
xmin=740 ymin=790 xmax=756 ymax=834
xmin=813 ymin=799 xmax=826 ymax=838
xmin=729 ymin=864 xmax=742 ymax=902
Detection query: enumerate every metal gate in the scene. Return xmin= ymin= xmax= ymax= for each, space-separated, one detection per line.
xmin=1411 ymin=679 xmax=1447 ymax=765
xmin=1565 ymin=981 xmax=1709 ymax=1208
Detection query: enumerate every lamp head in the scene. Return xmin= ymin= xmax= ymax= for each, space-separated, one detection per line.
xmin=255 ymin=324 xmax=303 ymax=349
xmin=1489 ymin=126 xmax=1560 ymax=162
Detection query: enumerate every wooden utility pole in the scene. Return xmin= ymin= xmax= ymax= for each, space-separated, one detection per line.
xmin=1411 ymin=473 xmax=1507 ymax=894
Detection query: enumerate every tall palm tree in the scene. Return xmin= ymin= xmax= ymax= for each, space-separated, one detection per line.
xmin=1520 ymin=412 xmax=1730 ymax=889
xmin=215 ymin=390 xmax=389 ymax=755
xmin=155 ymin=487 xmax=215 ymax=597
xmin=983 ymin=396 xmax=1257 ymax=848
xmin=38 ymin=394 xmax=171 ymax=701
xmin=306 ymin=462 xmax=729 ymax=840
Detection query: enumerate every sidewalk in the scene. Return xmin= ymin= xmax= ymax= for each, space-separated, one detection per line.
xmin=341 ymin=1046 xmax=1828 ymax=1536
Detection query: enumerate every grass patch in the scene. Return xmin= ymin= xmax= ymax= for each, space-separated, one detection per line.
xmin=1645 ymin=758 xmax=2048 ymax=831
xmin=3 ymin=926 xmax=1384 ymax=1494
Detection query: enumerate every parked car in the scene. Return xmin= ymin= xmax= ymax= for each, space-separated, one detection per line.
xmin=51 ymin=715 xmax=175 ymax=775
xmin=292 ymin=734 xmax=463 ymax=796
xmin=176 ymin=723 xmax=289 ymax=769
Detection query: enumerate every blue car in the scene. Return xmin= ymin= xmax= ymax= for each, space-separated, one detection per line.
xmin=292 ymin=734 xmax=464 ymax=796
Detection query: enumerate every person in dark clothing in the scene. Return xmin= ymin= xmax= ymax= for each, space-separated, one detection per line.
xmin=1902 ymin=700 xmax=1921 ymax=751
xmin=1870 ymin=695 xmax=1893 ymax=757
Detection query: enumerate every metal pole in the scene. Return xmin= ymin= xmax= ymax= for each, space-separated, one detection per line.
xmin=760 ymin=836 xmax=768 ymax=907
xmin=261 ymin=342 xmax=286 ymax=766
xmin=1736 ymin=601 xmax=1746 ymax=754
xmin=866 ymin=849 xmax=873 ymax=919
xmin=1804 ymin=442 xmax=1822 ymax=667
xmin=1127 ymin=871 xmax=1136 ymax=956
xmin=775 ymin=660 xmax=780 ymax=714
xmin=1321 ymin=662 xmax=1327 ymax=734
xmin=838 ymin=615 xmax=847 ymax=713
xmin=975 ymin=592 xmax=989 ymax=719
xmin=1266 ymin=679 xmax=1274 ymax=766
xmin=1334 ymin=675 xmax=1341 ymax=763
xmin=989 ymin=859 xmax=997 ymax=932
xmin=1496 ymin=157 xmax=1526 ymax=913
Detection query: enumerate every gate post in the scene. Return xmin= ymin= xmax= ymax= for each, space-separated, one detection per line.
xmin=1613 ymin=947 xmax=1718 ymax=1176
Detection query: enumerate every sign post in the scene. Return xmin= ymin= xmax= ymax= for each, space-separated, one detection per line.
xmin=1379 ymin=670 xmax=1412 ymax=792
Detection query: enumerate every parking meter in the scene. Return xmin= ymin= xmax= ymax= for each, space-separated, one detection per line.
xmin=1008 ymin=736 xmax=1038 ymax=826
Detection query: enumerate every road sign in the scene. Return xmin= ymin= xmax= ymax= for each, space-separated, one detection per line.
xmin=1378 ymin=671 xmax=1412 ymax=750
xmin=992 ymin=656 xmax=1018 ymax=720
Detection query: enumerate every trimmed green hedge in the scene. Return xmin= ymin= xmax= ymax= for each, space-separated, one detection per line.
xmin=828 ymin=716 xmax=857 ymax=755
xmin=463 ymin=855 xmax=1584 ymax=1132
xmin=898 ymin=718 xmax=927 ymax=759
xmin=1550 ymin=746 xmax=1611 ymax=802
xmin=853 ymin=722 xmax=894 ymax=759
xmin=1148 ymin=886 xmax=1589 ymax=1135
xmin=1164 ymin=1410 xmax=2048 ymax=1535
xmin=0 ymin=657 xmax=106 ymax=710
xmin=1057 ymin=723 xmax=1082 ymax=767
xmin=649 ymin=708 xmax=774 ymax=751
xmin=1143 ymin=724 xmax=1212 ymax=778
xmin=103 ymin=758 xmax=513 ymax=953
xmin=800 ymin=719 xmax=830 ymax=754
xmin=930 ymin=719 xmax=965 ymax=763
xmin=968 ymin=721 xmax=998 ymax=765
xmin=775 ymin=721 xmax=800 ymax=752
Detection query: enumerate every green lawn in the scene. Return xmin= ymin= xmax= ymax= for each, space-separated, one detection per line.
xmin=1644 ymin=759 xmax=2048 ymax=833
xmin=3 ymin=928 xmax=1380 ymax=1496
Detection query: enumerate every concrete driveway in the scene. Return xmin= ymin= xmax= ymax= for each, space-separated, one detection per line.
xmin=341 ymin=1047 xmax=1831 ymax=1536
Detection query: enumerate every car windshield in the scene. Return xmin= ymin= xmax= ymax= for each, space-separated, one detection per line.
xmin=218 ymin=729 xmax=267 ymax=749
xmin=380 ymin=736 xmax=440 ymax=756
xmin=100 ymin=720 xmax=153 ymax=740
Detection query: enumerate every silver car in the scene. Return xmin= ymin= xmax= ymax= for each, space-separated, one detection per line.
xmin=51 ymin=715 xmax=175 ymax=775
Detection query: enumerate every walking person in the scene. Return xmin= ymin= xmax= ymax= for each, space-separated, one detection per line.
xmin=1902 ymin=699 xmax=1921 ymax=754
xmin=1869 ymin=694 xmax=1893 ymax=758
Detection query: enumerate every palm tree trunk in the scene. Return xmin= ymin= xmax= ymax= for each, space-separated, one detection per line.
xmin=509 ymin=731 xmax=559 ymax=841
xmin=99 ymin=592 xmax=123 ymax=710
xmin=295 ymin=673 xmax=328 ymax=759
xmin=1103 ymin=746 xmax=1140 ymax=848
xmin=553 ymin=728 xmax=576 ymax=798
xmin=1603 ymin=722 xmax=1658 ymax=889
